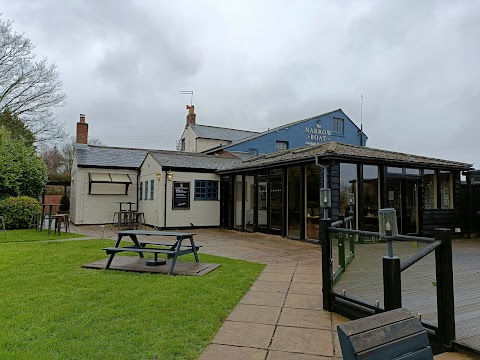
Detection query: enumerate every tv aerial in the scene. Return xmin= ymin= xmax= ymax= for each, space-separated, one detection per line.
xmin=179 ymin=90 xmax=194 ymax=105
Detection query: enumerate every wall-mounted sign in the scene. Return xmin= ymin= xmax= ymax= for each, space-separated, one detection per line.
xmin=304 ymin=123 xmax=332 ymax=145
xmin=173 ymin=182 xmax=190 ymax=209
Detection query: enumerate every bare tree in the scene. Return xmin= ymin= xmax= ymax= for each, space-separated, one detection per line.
xmin=61 ymin=136 xmax=103 ymax=173
xmin=0 ymin=16 xmax=66 ymax=143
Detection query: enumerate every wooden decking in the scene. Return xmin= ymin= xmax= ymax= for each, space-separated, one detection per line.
xmin=332 ymin=238 xmax=480 ymax=352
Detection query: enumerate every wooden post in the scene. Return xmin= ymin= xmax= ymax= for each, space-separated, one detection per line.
xmin=383 ymin=256 xmax=402 ymax=311
xmin=435 ymin=228 xmax=455 ymax=350
xmin=321 ymin=218 xmax=333 ymax=311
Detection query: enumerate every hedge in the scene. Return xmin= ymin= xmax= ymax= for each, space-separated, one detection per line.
xmin=0 ymin=196 xmax=41 ymax=229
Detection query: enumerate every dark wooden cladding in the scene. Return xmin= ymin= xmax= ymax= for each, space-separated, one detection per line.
xmin=422 ymin=209 xmax=460 ymax=236
xmin=330 ymin=162 xmax=340 ymax=221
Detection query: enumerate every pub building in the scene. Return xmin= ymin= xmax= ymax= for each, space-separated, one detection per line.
xmin=70 ymin=107 xmax=472 ymax=240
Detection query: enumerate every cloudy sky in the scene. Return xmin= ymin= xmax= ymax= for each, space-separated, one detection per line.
xmin=1 ymin=1 xmax=479 ymax=166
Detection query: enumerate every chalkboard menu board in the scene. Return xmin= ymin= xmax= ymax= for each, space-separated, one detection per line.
xmin=173 ymin=182 xmax=190 ymax=209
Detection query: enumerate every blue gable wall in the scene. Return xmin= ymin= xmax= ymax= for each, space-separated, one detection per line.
xmin=225 ymin=109 xmax=367 ymax=154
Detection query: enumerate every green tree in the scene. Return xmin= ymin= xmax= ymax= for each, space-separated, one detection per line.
xmin=0 ymin=127 xmax=47 ymax=199
xmin=0 ymin=108 xmax=35 ymax=145
xmin=0 ymin=16 xmax=66 ymax=143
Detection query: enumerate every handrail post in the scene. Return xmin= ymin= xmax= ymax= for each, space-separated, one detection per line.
xmin=435 ymin=228 xmax=455 ymax=350
xmin=383 ymin=255 xmax=402 ymax=310
xmin=321 ymin=219 xmax=332 ymax=311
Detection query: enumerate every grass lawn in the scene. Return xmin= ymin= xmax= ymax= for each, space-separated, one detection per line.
xmin=0 ymin=239 xmax=265 ymax=360
xmin=0 ymin=229 xmax=86 ymax=243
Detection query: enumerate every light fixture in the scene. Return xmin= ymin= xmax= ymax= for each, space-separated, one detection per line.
xmin=320 ymin=188 xmax=331 ymax=208
xmin=155 ymin=171 xmax=161 ymax=181
xmin=378 ymin=208 xmax=398 ymax=238
xmin=348 ymin=193 xmax=355 ymax=206
xmin=167 ymin=170 xmax=174 ymax=181
xmin=378 ymin=208 xmax=398 ymax=257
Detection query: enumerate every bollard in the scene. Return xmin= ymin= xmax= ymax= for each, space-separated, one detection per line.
xmin=99 ymin=225 xmax=105 ymax=239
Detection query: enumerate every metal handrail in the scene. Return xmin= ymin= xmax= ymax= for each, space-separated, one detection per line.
xmin=400 ymin=240 xmax=442 ymax=272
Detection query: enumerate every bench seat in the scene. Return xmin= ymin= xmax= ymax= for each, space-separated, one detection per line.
xmin=138 ymin=241 xmax=202 ymax=250
xmin=103 ymin=246 xmax=176 ymax=255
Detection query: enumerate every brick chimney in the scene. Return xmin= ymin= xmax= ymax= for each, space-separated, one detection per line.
xmin=185 ymin=105 xmax=196 ymax=128
xmin=76 ymin=113 xmax=88 ymax=144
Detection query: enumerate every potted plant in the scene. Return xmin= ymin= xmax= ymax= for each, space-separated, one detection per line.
xmin=58 ymin=194 xmax=70 ymax=214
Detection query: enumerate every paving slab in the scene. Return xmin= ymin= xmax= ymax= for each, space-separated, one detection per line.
xmin=263 ymin=265 xmax=297 ymax=274
xmin=258 ymin=272 xmax=294 ymax=282
xmin=284 ymin=293 xmax=323 ymax=311
xmin=270 ymin=326 xmax=334 ymax=356
xmin=211 ymin=321 xmax=275 ymax=349
xmin=292 ymin=273 xmax=322 ymax=284
xmin=250 ymin=280 xmax=290 ymax=294
xmin=267 ymin=350 xmax=333 ymax=359
xmin=288 ymin=282 xmax=322 ymax=296
xmin=227 ymin=304 xmax=281 ymax=325
xmin=278 ymin=308 xmax=331 ymax=330
xmin=240 ymin=290 xmax=287 ymax=307
xmin=198 ymin=344 xmax=267 ymax=360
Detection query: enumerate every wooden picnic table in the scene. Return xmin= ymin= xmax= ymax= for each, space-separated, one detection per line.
xmin=103 ymin=230 xmax=200 ymax=275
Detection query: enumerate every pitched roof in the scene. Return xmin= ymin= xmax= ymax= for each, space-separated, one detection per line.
xmin=220 ymin=142 xmax=472 ymax=172
xmin=205 ymin=108 xmax=366 ymax=153
xmin=189 ymin=123 xmax=258 ymax=141
xmin=75 ymin=145 xmax=150 ymax=168
xmin=148 ymin=150 xmax=241 ymax=171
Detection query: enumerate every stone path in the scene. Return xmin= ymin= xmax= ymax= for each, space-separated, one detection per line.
xmin=69 ymin=225 xmax=477 ymax=359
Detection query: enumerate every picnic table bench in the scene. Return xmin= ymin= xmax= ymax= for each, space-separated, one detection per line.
xmin=103 ymin=230 xmax=200 ymax=275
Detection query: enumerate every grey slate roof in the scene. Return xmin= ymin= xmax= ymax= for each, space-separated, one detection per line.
xmin=220 ymin=142 xmax=472 ymax=172
xmin=149 ymin=150 xmax=241 ymax=170
xmin=190 ymin=123 xmax=258 ymax=141
xmin=75 ymin=145 xmax=150 ymax=168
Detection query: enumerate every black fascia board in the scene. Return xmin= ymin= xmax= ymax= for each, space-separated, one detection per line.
xmin=216 ymin=154 xmax=471 ymax=175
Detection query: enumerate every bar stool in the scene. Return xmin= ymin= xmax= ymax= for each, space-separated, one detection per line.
xmin=134 ymin=212 xmax=145 ymax=230
xmin=112 ymin=211 xmax=129 ymax=229
xmin=53 ymin=214 xmax=70 ymax=235
xmin=0 ymin=215 xmax=6 ymax=239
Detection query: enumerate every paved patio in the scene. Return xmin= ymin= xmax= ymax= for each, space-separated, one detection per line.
xmin=69 ymin=224 xmax=476 ymax=359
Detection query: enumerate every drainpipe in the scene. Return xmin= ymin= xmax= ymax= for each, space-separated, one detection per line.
xmin=164 ymin=169 xmax=168 ymax=229
xmin=315 ymin=156 xmax=329 ymax=220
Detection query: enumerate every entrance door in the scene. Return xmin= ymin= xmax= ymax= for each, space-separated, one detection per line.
xmin=258 ymin=181 xmax=268 ymax=229
xmin=270 ymin=178 xmax=282 ymax=231
xmin=256 ymin=173 xmax=282 ymax=235
xmin=387 ymin=178 xmax=419 ymax=235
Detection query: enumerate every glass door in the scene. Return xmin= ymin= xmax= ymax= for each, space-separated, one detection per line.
xmin=404 ymin=180 xmax=419 ymax=234
xmin=270 ymin=178 xmax=282 ymax=230
xmin=387 ymin=178 xmax=419 ymax=235
xmin=258 ymin=181 xmax=268 ymax=229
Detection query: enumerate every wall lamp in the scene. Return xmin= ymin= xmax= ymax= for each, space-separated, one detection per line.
xmin=167 ymin=170 xmax=174 ymax=181
xmin=155 ymin=171 xmax=161 ymax=181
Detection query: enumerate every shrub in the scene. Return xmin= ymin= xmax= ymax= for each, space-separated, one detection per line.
xmin=59 ymin=194 xmax=70 ymax=212
xmin=0 ymin=196 xmax=41 ymax=229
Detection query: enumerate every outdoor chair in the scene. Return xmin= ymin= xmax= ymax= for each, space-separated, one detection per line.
xmin=0 ymin=215 xmax=5 ymax=239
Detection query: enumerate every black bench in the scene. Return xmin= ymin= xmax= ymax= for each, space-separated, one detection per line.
xmin=337 ymin=308 xmax=433 ymax=360
xmin=103 ymin=230 xmax=199 ymax=275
